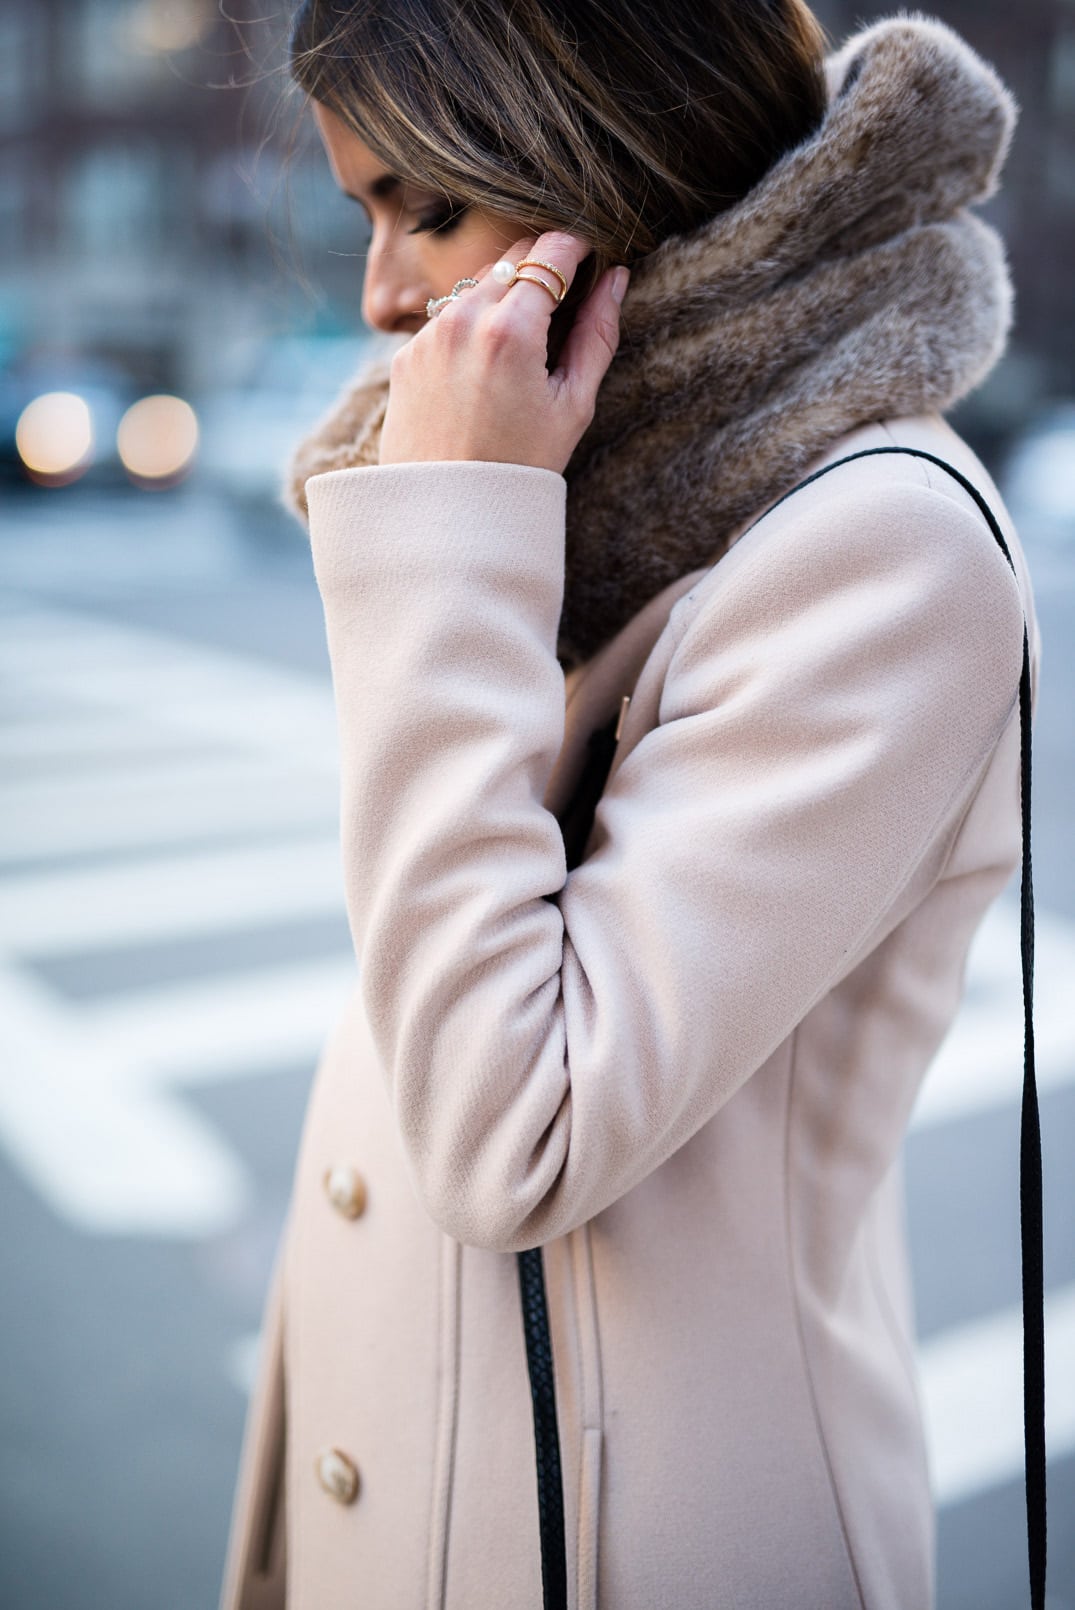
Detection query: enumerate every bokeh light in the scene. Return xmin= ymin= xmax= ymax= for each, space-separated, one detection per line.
xmin=116 ymin=394 xmax=199 ymax=486
xmin=15 ymin=392 xmax=95 ymax=485
xmin=128 ymin=0 xmax=214 ymax=55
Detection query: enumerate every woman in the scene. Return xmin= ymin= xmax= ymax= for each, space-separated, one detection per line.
xmin=219 ymin=4 xmax=1040 ymax=1607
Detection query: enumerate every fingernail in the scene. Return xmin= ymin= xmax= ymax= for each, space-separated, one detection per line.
xmin=611 ymin=266 xmax=630 ymax=304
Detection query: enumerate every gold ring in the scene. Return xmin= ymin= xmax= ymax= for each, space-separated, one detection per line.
xmin=512 ymin=271 xmax=563 ymax=307
xmin=515 ymin=257 xmax=568 ymax=303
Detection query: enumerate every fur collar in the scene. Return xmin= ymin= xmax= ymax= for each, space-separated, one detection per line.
xmin=283 ymin=13 xmax=1016 ymax=668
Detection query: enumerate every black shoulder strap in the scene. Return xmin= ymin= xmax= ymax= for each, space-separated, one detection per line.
xmin=517 ymin=444 xmax=1045 ymax=1610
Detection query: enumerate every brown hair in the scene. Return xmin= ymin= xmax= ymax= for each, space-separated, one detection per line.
xmin=288 ymin=0 xmax=828 ymax=333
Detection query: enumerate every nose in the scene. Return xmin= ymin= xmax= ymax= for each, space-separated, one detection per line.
xmin=361 ymin=239 xmax=427 ymax=335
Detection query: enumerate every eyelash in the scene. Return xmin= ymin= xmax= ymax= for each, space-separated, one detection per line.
xmin=408 ymin=206 xmax=466 ymax=237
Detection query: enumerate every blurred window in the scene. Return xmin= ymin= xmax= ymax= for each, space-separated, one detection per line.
xmin=278 ymin=153 xmax=371 ymax=258
xmin=65 ymin=144 xmax=167 ymax=255
xmin=0 ymin=163 xmax=26 ymax=256
xmin=0 ymin=9 xmax=37 ymax=130
xmin=69 ymin=0 xmax=217 ymax=105
xmin=72 ymin=0 xmax=165 ymax=105
xmin=1052 ymin=26 xmax=1075 ymax=112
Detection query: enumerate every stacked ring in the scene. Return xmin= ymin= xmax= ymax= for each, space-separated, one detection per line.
xmin=425 ymin=258 xmax=569 ymax=320
xmin=491 ymin=257 xmax=567 ymax=306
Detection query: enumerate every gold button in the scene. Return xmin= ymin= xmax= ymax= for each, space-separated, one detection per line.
xmin=315 ymin=1446 xmax=360 ymax=1505
xmin=322 ymin=1164 xmax=367 ymax=1219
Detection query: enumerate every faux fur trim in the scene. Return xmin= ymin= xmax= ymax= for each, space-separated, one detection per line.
xmin=282 ymin=12 xmax=1017 ymax=668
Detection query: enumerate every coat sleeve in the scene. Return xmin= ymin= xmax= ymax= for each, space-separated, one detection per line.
xmin=305 ymin=458 xmax=1025 ymax=1253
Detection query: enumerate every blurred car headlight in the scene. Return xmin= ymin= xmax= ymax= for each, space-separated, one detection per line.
xmin=15 ymin=391 xmax=95 ymax=484
xmin=117 ymin=394 xmax=199 ymax=486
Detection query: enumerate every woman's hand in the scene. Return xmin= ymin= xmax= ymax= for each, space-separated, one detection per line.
xmin=378 ymin=231 xmax=629 ymax=475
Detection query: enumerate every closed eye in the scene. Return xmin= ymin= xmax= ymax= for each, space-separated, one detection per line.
xmin=409 ymin=206 xmax=468 ymax=236
xmin=340 ymin=187 xmax=467 ymax=239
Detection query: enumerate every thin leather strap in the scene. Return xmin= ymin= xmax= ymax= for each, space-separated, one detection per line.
xmin=517 ymin=1248 xmax=568 ymax=1610
xmin=517 ymin=444 xmax=1043 ymax=1610
xmin=516 ymin=718 xmax=619 ymax=1610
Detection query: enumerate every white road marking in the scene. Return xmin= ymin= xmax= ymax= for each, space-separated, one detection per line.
xmin=81 ymin=954 xmax=357 ymax=1084
xmin=228 ymin=1331 xmax=263 ymax=1397
xmin=911 ymin=901 xmax=1075 ymax=1130
xmin=0 ymin=603 xmax=353 ymax=1234
xmin=0 ymin=716 xmax=235 ymax=765
xmin=0 ymin=605 xmax=338 ymax=756
xmin=15 ymin=663 xmax=340 ymax=751
xmin=0 ymin=761 xmax=339 ymax=861
xmin=918 ymin=1283 xmax=1075 ymax=1507
xmin=0 ymin=962 xmax=250 ymax=1237
xmin=0 ymin=607 xmax=341 ymax=859
xmin=0 ymin=836 xmax=345 ymax=953
xmin=0 ymin=953 xmax=355 ymax=1234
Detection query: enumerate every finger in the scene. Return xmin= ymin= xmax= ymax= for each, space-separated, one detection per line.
xmin=420 ymin=246 xmax=533 ymax=327
xmin=448 ymin=238 xmax=537 ymax=313
xmin=552 ymin=264 xmax=628 ymax=401
xmin=488 ymin=231 xmax=593 ymax=320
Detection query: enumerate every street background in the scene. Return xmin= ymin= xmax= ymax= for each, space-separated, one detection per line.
xmin=0 ymin=2 xmax=1072 ymax=1607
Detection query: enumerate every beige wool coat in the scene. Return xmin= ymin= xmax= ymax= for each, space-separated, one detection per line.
xmin=218 ymin=411 xmax=1039 ymax=1610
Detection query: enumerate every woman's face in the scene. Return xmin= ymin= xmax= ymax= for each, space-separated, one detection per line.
xmin=312 ymin=101 xmax=525 ymax=338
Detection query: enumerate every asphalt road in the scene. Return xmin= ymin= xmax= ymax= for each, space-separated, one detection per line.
xmin=0 ymin=481 xmax=1072 ymax=1609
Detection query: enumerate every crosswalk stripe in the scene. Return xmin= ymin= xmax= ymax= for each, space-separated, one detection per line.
xmin=0 ymin=961 xmax=251 ymax=1236
xmin=0 ymin=836 xmax=346 ymax=952
xmin=0 ymin=951 xmax=355 ymax=1234
xmin=0 ymin=760 xmax=339 ymax=861
xmin=911 ymin=901 xmax=1075 ymax=1130
xmin=227 ymin=1332 xmax=263 ymax=1397
xmin=79 ymin=954 xmax=356 ymax=1084
xmin=0 ymin=717 xmax=237 ymax=766
xmin=0 ymin=679 xmax=338 ymax=757
xmin=1 ymin=607 xmax=337 ymax=757
xmin=918 ymin=1282 xmax=1075 ymax=1507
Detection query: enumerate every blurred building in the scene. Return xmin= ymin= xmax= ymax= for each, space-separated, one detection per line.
xmin=0 ymin=0 xmax=361 ymax=399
